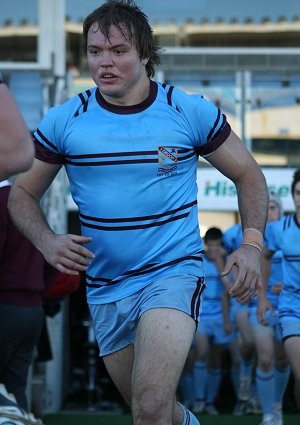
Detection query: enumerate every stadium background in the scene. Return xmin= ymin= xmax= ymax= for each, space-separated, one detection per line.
xmin=0 ymin=0 xmax=299 ymax=423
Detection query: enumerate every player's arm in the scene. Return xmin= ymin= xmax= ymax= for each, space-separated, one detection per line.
xmin=0 ymin=82 xmax=34 ymax=179
xmin=206 ymin=130 xmax=268 ymax=302
xmin=257 ymin=247 xmax=274 ymax=324
xmin=8 ymin=159 xmax=94 ymax=275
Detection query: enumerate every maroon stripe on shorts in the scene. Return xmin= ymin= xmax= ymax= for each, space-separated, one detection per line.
xmin=195 ymin=277 xmax=206 ymax=321
xmin=191 ymin=277 xmax=205 ymax=320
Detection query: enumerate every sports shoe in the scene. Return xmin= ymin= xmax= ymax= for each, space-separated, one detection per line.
xmin=233 ymin=400 xmax=247 ymax=416
xmin=0 ymin=384 xmax=43 ymax=425
xmin=205 ymin=404 xmax=219 ymax=415
xmin=238 ymin=375 xmax=252 ymax=401
xmin=246 ymin=395 xmax=262 ymax=414
xmin=259 ymin=414 xmax=275 ymax=425
xmin=273 ymin=402 xmax=283 ymax=425
xmin=192 ymin=400 xmax=205 ymax=413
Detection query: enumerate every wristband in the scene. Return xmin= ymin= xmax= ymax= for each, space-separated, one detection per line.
xmin=242 ymin=228 xmax=263 ymax=252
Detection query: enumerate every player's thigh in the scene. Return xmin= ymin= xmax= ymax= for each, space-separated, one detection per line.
xmin=236 ymin=310 xmax=254 ymax=346
xmin=103 ymin=344 xmax=134 ymax=406
xmin=283 ymin=336 xmax=300 ymax=383
xmin=132 ymin=308 xmax=196 ymax=400
xmin=253 ymin=330 xmax=274 ymax=368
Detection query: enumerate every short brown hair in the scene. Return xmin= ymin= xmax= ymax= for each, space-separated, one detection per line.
xmin=83 ymin=0 xmax=161 ymax=78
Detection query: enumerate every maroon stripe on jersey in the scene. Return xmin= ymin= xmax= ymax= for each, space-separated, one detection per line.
xmin=80 ymin=200 xmax=197 ymax=223
xmin=81 ymin=212 xmax=190 ymax=231
xmin=34 ymin=140 xmax=65 ymax=164
xmin=197 ymin=121 xmax=231 ymax=157
xmin=86 ymin=253 xmax=204 ymax=287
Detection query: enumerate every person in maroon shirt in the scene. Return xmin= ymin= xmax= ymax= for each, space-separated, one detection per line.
xmin=0 ymin=180 xmax=58 ymax=411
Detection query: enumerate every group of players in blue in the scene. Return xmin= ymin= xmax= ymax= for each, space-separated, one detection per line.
xmin=181 ymin=170 xmax=300 ymax=425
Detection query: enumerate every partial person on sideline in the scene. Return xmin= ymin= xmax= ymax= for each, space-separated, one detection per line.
xmin=0 ymin=73 xmax=34 ymax=179
xmin=0 ymin=180 xmax=58 ymax=412
xmin=8 ymin=1 xmax=268 ymax=424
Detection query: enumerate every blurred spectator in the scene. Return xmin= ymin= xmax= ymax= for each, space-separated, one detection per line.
xmin=0 ymin=180 xmax=58 ymax=411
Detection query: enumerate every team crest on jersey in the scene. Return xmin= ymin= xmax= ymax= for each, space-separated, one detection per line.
xmin=157 ymin=146 xmax=178 ymax=176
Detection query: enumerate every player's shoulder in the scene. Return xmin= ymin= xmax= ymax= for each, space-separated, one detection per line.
xmin=267 ymin=215 xmax=293 ymax=234
xmin=156 ymin=81 xmax=207 ymax=112
xmin=46 ymin=87 xmax=97 ymax=122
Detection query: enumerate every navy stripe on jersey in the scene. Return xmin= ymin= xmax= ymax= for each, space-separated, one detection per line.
xmin=196 ymin=121 xmax=231 ymax=157
xmin=74 ymin=90 xmax=92 ymax=117
xmin=86 ymin=253 xmax=204 ymax=287
xmin=81 ymin=211 xmax=189 ymax=231
xmin=206 ymin=108 xmax=221 ymax=142
xmin=283 ymin=215 xmax=293 ymax=231
xmin=34 ymin=139 xmax=65 ymax=164
xmin=284 ymin=255 xmax=300 ymax=262
xmin=167 ymin=85 xmax=175 ymax=106
xmin=80 ymin=200 xmax=197 ymax=223
xmin=65 ymin=150 xmax=196 ymax=167
xmin=65 ymin=148 xmax=190 ymax=160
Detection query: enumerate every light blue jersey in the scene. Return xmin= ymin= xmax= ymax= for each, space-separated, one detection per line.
xmin=222 ymin=223 xmax=242 ymax=254
xmin=201 ymin=255 xmax=225 ymax=317
xmin=265 ymin=215 xmax=300 ymax=294
xmin=34 ymin=81 xmax=231 ymax=304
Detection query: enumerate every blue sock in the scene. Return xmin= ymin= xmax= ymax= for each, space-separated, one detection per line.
xmin=178 ymin=402 xmax=201 ymax=425
xmin=240 ymin=358 xmax=253 ymax=378
xmin=274 ymin=366 xmax=291 ymax=404
xmin=230 ymin=366 xmax=240 ymax=397
xmin=256 ymin=368 xmax=275 ymax=415
xmin=193 ymin=361 xmax=207 ymax=402
xmin=206 ymin=368 xmax=222 ymax=405
xmin=180 ymin=372 xmax=195 ymax=405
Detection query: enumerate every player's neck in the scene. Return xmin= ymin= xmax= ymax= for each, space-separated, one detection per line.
xmin=100 ymin=75 xmax=150 ymax=107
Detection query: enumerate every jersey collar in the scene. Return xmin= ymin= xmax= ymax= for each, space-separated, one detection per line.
xmin=96 ymin=80 xmax=157 ymax=115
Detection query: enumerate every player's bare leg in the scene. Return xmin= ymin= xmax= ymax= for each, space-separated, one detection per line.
xmin=283 ymin=337 xmax=300 ymax=411
xmin=131 ymin=308 xmax=197 ymax=425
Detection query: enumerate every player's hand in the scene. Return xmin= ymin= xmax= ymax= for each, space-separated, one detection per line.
xmin=221 ymin=245 xmax=261 ymax=303
xmin=41 ymin=233 xmax=95 ymax=275
xmin=257 ymin=296 xmax=274 ymax=326
xmin=271 ymin=282 xmax=283 ymax=296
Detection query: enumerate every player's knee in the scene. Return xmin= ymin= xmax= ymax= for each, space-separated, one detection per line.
xmin=132 ymin=387 xmax=170 ymax=421
xmin=258 ymin=355 xmax=273 ymax=372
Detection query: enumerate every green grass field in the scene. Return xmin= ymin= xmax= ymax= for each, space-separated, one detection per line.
xmin=44 ymin=413 xmax=300 ymax=425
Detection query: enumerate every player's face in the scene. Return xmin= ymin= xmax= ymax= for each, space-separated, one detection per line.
xmin=293 ymin=181 xmax=300 ymax=212
xmin=268 ymin=201 xmax=280 ymax=222
xmin=86 ymin=24 xmax=149 ymax=105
